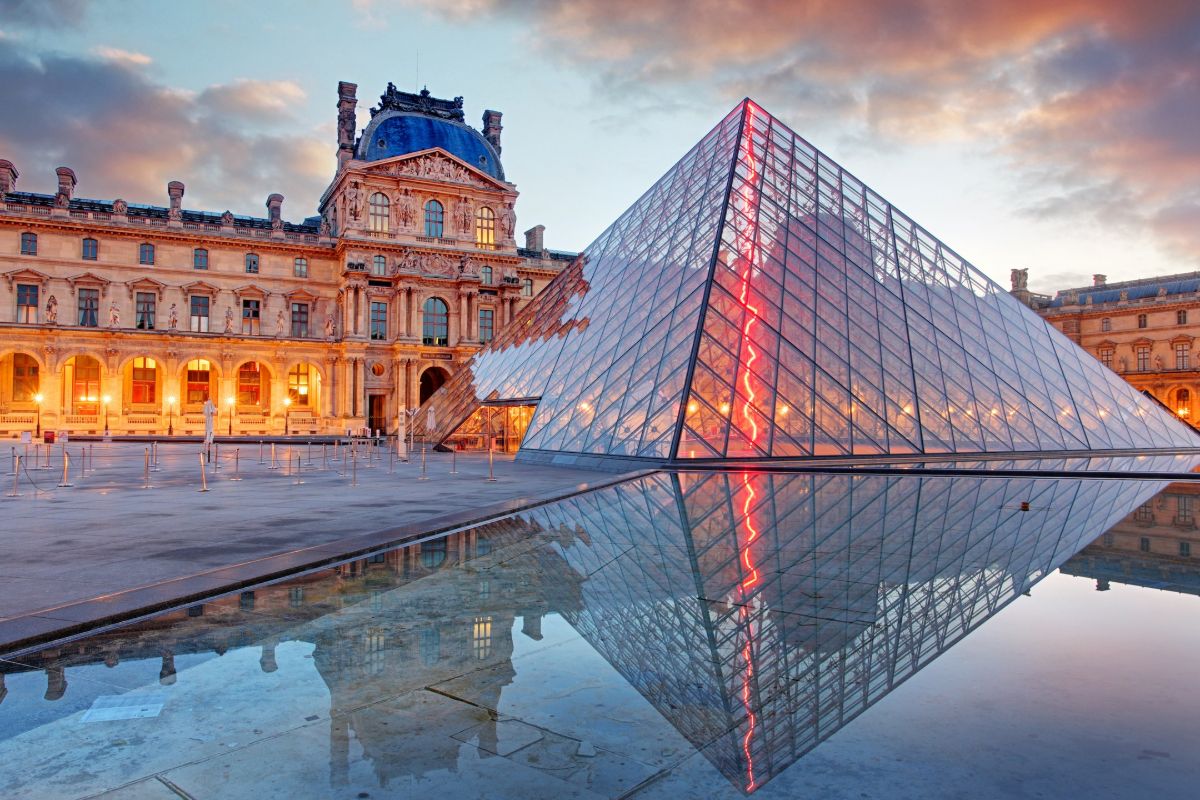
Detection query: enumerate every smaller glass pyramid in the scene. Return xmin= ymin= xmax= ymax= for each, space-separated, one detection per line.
xmin=420 ymin=100 xmax=1199 ymax=462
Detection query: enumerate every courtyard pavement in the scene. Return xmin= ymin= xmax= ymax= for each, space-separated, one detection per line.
xmin=0 ymin=440 xmax=638 ymax=652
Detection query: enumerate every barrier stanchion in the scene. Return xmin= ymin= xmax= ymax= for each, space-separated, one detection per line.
xmin=151 ymin=441 xmax=160 ymax=472
xmin=57 ymin=448 xmax=72 ymax=488
xmin=389 ymin=441 xmax=394 ymax=474
xmin=418 ymin=442 xmax=428 ymax=481
xmin=293 ymin=452 xmax=304 ymax=486
xmin=321 ymin=443 xmax=328 ymax=471
xmin=142 ymin=447 xmax=151 ymax=489
xmin=305 ymin=439 xmax=313 ymax=466
xmin=38 ymin=443 xmax=51 ymax=470
xmin=450 ymin=449 xmax=457 ymax=475
xmin=258 ymin=440 xmax=264 ymax=465
xmin=198 ymin=451 xmax=210 ymax=492
xmin=7 ymin=455 xmax=21 ymax=497
xmin=268 ymin=442 xmax=280 ymax=470
xmin=340 ymin=442 xmax=348 ymax=477
xmin=88 ymin=444 xmax=94 ymax=475
xmin=78 ymin=448 xmax=85 ymax=481
xmin=351 ymin=443 xmax=358 ymax=487
xmin=486 ymin=438 xmax=496 ymax=482
xmin=213 ymin=443 xmax=221 ymax=471
xmin=230 ymin=448 xmax=243 ymax=481
xmin=9 ymin=447 xmax=15 ymax=476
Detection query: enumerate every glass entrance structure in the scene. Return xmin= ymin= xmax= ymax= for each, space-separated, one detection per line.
xmin=421 ymin=100 xmax=1199 ymax=465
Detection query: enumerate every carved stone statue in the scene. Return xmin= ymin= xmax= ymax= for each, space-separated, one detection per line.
xmin=108 ymin=301 xmax=120 ymax=328
xmin=1010 ymin=268 xmax=1028 ymax=291
xmin=55 ymin=192 xmax=69 ymax=209
xmin=319 ymin=215 xmax=332 ymax=237
xmin=455 ymin=196 xmax=472 ymax=234
xmin=168 ymin=205 xmax=182 ymax=222
xmin=500 ymin=203 xmax=516 ymax=240
xmin=221 ymin=210 xmax=235 ymax=226
xmin=324 ymin=313 xmax=336 ymax=342
xmin=271 ymin=215 xmax=282 ymax=232
xmin=1155 ymin=354 xmax=1164 ymax=370
xmin=346 ymin=181 xmax=361 ymax=220
xmin=167 ymin=303 xmax=179 ymax=331
xmin=45 ymin=294 xmax=58 ymax=325
xmin=224 ymin=306 xmax=234 ymax=334
xmin=276 ymin=308 xmax=286 ymax=337
xmin=112 ymin=199 xmax=127 ymax=215
xmin=397 ymin=251 xmax=419 ymax=273
xmin=395 ymin=189 xmax=416 ymax=229
xmin=458 ymin=255 xmax=471 ymax=275
xmin=1119 ymin=356 xmax=1127 ymax=372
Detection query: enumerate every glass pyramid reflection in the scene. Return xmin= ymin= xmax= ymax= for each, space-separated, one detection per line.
xmin=421 ymin=100 xmax=1198 ymax=462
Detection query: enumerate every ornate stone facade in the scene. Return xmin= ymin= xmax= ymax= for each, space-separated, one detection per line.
xmin=1018 ymin=271 xmax=1200 ymax=427
xmin=0 ymin=83 xmax=573 ymax=438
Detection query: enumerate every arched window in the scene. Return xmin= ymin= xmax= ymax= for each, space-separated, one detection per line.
xmin=480 ymin=265 xmax=493 ymax=285
xmin=193 ymin=248 xmax=208 ymax=270
xmin=424 ymin=200 xmax=444 ymax=238
xmin=139 ymin=243 xmax=155 ymax=265
xmin=82 ymin=238 xmax=98 ymax=260
xmin=71 ymin=356 xmax=101 ymax=414
xmin=131 ymin=357 xmax=157 ymax=404
xmin=422 ymin=297 xmax=449 ymax=346
xmin=12 ymin=353 xmax=39 ymax=402
xmin=238 ymin=361 xmax=264 ymax=405
xmin=372 ymin=254 xmax=388 ymax=276
xmin=475 ymin=206 xmax=495 ymax=247
xmin=368 ymin=192 xmax=390 ymax=233
xmin=288 ymin=363 xmax=312 ymax=406
xmin=185 ymin=359 xmax=212 ymax=404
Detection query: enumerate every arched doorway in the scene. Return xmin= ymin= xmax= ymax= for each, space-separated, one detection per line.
xmin=419 ymin=367 xmax=450 ymax=406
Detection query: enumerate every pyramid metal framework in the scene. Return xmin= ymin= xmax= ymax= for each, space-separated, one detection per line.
xmin=421 ymin=100 xmax=1198 ymax=461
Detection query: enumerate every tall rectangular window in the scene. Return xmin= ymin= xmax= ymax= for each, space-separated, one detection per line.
xmin=131 ymin=356 xmax=156 ymax=403
xmin=521 ymin=278 xmax=533 ymax=297
xmin=1178 ymin=496 xmax=1193 ymax=525
xmin=1137 ymin=346 xmax=1151 ymax=372
xmin=1138 ymin=313 xmax=1148 ymax=329
xmin=1139 ymin=537 xmax=1151 ymax=552
xmin=479 ymin=308 xmax=494 ymax=343
xmin=1101 ymin=317 xmax=1111 ymax=332
xmin=190 ymin=295 xmax=210 ymax=332
xmin=135 ymin=292 xmax=156 ymax=329
xmin=1182 ymin=541 xmax=1192 ymax=558
xmin=12 ymin=353 xmax=38 ymax=402
xmin=82 ymin=238 xmax=98 ymax=260
xmin=139 ymin=242 xmax=155 ymax=265
xmin=78 ymin=288 xmax=99 ymax=327
xmin=237 ymin=361 xmax=262 ymax=405
xmin=293 ymin=257 xmax=307 ymax=278
xmin=16 ymin=284 xmax=38 ymax=323
xmin=372 ymin=255 xmax=387 ymax=276
xmin=1178 ymin=310 xmax=1188 ymax=325
xmin=20 ymin=232 xmax=37 ymax=255
xmin=241 ymin=298 xmax=260 ymax=334
xmin=1098 ymin=348 xmax=1113 ymax=369
xmin=245 ymin=253 xmax=259 ymax=274
xmin=1176 ymin=342 xmax=1190 ymax=370
xmin=370 ymin=301 xmax=387 ymax=341
xmin=290 ymin=302 xmax=309 ymax=337
xmin=193 ymin=248 xmax=208 ymax=270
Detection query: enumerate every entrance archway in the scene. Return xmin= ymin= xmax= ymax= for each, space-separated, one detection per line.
xmin=419 ymin=366 xmax=450 ymax=405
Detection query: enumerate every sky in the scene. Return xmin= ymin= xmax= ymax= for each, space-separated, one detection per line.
xmin=0 ymin=0 xmax=1196 ymax=294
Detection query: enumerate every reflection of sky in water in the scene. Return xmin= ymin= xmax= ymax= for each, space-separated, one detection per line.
xmin=0 ymin=472 xmax=1197 ymax=799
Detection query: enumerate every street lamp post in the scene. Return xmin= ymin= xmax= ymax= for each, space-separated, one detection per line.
xmin=283 ymin=396 xmax=292 ymax=436
xmin=226 ymin=396 xmax=235 ymax=436
xmin=102 ymin=394 xmax=111 ymax=438
xmin=33 ymin=393 xmax=43 ymax=439
xmin=167 ymin=396 xmax=176 ymax=436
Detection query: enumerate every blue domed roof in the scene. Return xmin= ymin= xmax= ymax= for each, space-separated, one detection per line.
xmin=358 ymin=112 xmax=504 ymax=181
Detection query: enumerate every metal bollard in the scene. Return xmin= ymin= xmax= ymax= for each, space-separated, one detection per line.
xmin=78 ymin=448 xmax=85 ymax=481
xmin=293 ymin=452 xmax=304 ymax=485
xmin=259 ymin=440 xmax=264 ymax=465
xmin=418 ymin=443 xmax=428 ymax=481
xmin=230 ymin=448 xmax=243 ymax=481
xmin=58 ymin=448 xmax=73 ymax=488
xmin=450 ymin=449 xmax=457 ymax=475
xmin=322 ymin=443 xmax=328 ymax=471
xmin=7 ymin=455 xmax=21 ymax=497
xmin=38 ymin=442 xmax=51 ymax=470
xmin=268 ymin=442 xmax=280 ymax=470
xmin=351 ymin=443 xmax=357 ymax=487
xmin=151 ymin=441 xmax=160 ymax=472
xmin=341 ymin=443 xmax=348 ymax=477
xmin=213 ymin=443 xmax=221 ymax=471
xmin=9 ymin=447 xmax=14 ymax=476
xmin=487 ymin=440 xmax=496 ymax=482
xmin=143 ymin=447 xmax=152 ymax=489
xmin=198 ymin=451 xmax=210 ymax=492
xmin=305 ymin=439 xmax=313 ymax=466
xmin=89 ymin=443 xmax=94 ymax=475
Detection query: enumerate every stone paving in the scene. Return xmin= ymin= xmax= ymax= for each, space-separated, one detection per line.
xmin=0 ymin=440 xmax=625 ymax=634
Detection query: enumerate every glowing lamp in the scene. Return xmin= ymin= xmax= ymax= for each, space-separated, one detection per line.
xmin=778 ymin=405 xmax=789 ymax=416
xmin=687 ymin=401 xmax=698 ymax=414
xmin=102 ymin=394 xmax=111 ymax=404
xmin=719 ymin=402 xmax=730 ymax=415
xmin=33 ymin=393 xmax=43 ymax=404
xmin=283 ymin=397 xmax=292 ymax=407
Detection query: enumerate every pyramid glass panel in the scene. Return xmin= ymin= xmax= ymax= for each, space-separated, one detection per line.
xmin=420 ymin=100 xmax=1199 ymax=463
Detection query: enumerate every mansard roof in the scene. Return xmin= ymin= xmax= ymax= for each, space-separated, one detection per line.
xmin=1046 ymin=271 xmax=1200 ymax=308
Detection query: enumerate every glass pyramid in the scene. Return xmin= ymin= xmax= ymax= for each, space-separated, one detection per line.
xmin=422 ymin=100 xmax=1198 ymax=462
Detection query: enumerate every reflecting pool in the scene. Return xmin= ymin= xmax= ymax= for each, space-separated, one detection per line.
xmin=1 ymin=470 xmax=1198 ymax=799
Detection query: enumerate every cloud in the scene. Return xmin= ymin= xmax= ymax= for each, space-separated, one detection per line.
xmin=0 ymin=0 xmax=89 ymax=28
xmin=0 ymin=39 xmax=332 ymax=220
xmin=396 ymin=0 xmax=1200 ymax=261
xmin=91 ymin=46 xmax=152 ymax=67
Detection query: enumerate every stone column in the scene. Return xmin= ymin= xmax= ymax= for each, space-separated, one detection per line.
xmin=355 ymin=358 xmax=366 ymax=420
xmin=399 ymin=288 xmax=409 ymax=338
xmin=322 ymin=360 xmax=336 ymax=418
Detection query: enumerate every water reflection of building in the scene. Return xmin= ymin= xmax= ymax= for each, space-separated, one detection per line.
xmin=1061 ymin=483 xmax=1200 ymax=595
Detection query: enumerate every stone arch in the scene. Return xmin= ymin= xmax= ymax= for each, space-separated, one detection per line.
xmin=419 ymin=365 xmax=451 ymax=406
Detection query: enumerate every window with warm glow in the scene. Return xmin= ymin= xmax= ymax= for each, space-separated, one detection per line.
xmin=475 ymin=206 xmax=495 ymax=247
xmin=185 ymin=358 xmax=212 ymax=404
xmin=238 ymin=361 xmax=262 ymax=405
xmin=472 ymin=616 xmax=493 ymax=660
xmin=288 ymin=363 xmax=312 ymax=406
xmin=72 ymin=356 xmax=101 ymax=413
xmin=422 ymin=297 xmax=448 ymax=346
xmin=131 ymin=356 xmax=156 ymax=404
xmin=12 ymin=353 xmax=39 ymax=402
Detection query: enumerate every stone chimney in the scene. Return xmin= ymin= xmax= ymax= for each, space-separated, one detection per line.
xmin=524 ymin=224 xmax=545 ymax=252
xmin=483 ymin=110 xmax=503 ymax=155
xmin=1093 ymin=274 xmax=1107 ymax=287
xmin=167 ymin=180 xmax=185 ymax=225
xmin=267 ymin=192 xmax=284 ymax=236
xmin=54 ymin=166 xmax=77 ymax=210
xmin=0 ymin=160 xmax=17 ymax=195
xmin=337 ymin=81 xmax=358 ymax=168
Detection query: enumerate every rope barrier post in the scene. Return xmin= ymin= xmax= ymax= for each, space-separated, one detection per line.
xmin=418 ymin=441 xmax=428 ymax=481
xmin=389 ymin=440 xmax=394 ymax=474
xmin=213 ymin=443 xmax=221 ymax=471
xmin=198 ymin=451 xmax=210 ymax=492
xmin=9 ymin=447 xmax=14 ymax=476
xmin=89 ymin=443 xmax=94 ymax=475
xmin=39 ymin=442 xmax=51 ymax=470
xmin=57 ymin=448 xmax=72 ymax=488
xmin=7 ymin=455 xmax=21 ymax=498
xmin=259 ymin=439 xmax=264 ymax=465
xmin=341 ymin=441 xmax=347 ymax=477
xmin=487 ymin=436 xmax=496 ymax=482
xmin=322 ymin=443 xmax=328 ymax=471
xmin=268 ymin=442 xmax=280 ymax=471
xmin=230 ymin=448 xmax=242 ymax=481
xmin=293 ymin=452 xmax=304 ymax=486
xmin=143 ymin=447 xmax=151 ymax=489
xmin=351 ymin=442 xmax=358 ymax=487
xmin=450 ymin=448 xmax=457 ymax=475
xmin=305 ymin=439 xmax=313 ymax=466
xmin=78 ymin=447 xmax=84 ymax=481
xmin=151 ymin=441 xmax=160 ymax=472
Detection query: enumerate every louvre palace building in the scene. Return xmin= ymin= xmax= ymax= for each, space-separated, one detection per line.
xmin=0 ymin=81 xmax=573 ymax=438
